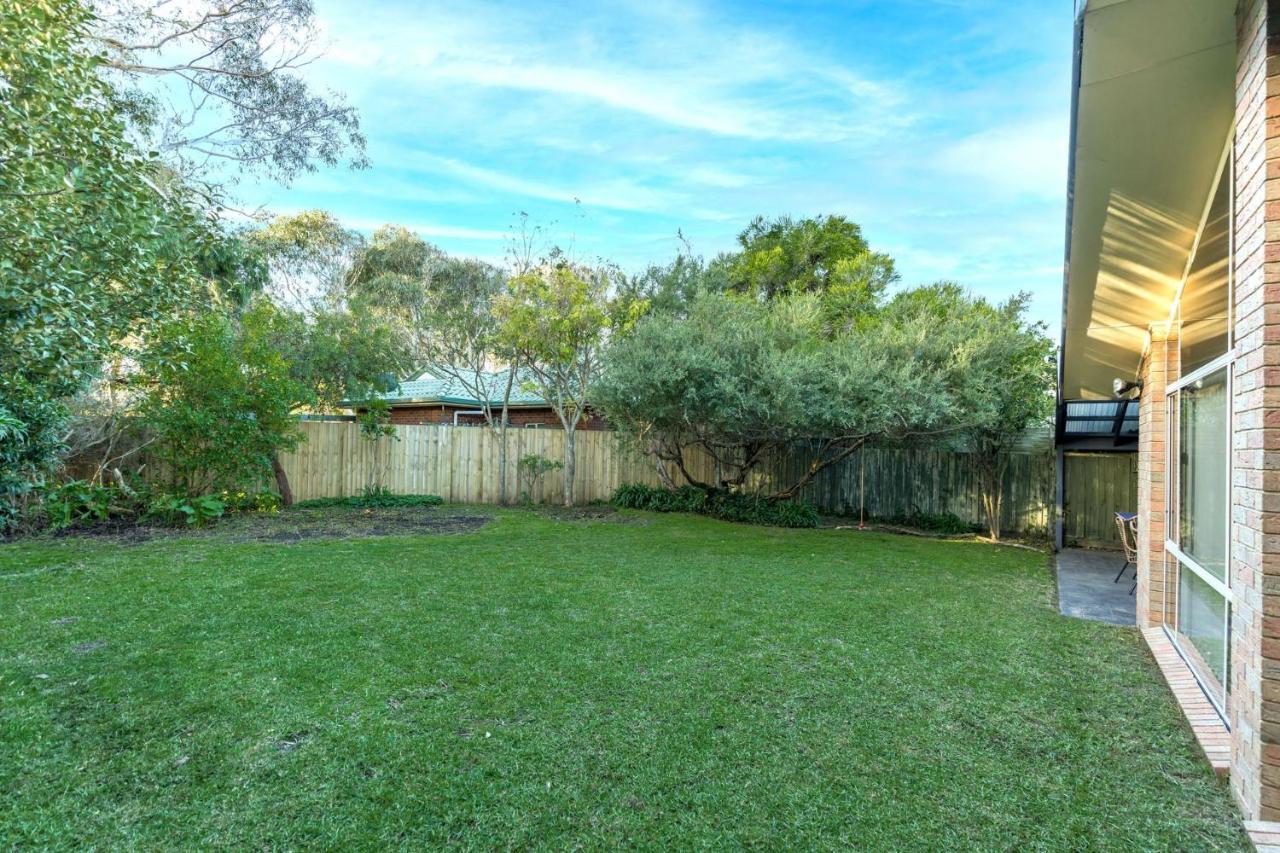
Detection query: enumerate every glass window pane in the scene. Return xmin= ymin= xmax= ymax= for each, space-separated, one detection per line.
xmin=1179 ymin=168 xmax=1230 ymax=373
xmin=1175 ymin=564 xmax=1228 ymax=702
xmin=1179 ymin=367 xmax=1228 ymax=580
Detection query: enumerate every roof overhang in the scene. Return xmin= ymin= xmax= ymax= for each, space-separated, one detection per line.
xmin=1060 ymin=0 xmax=1235 ymax=399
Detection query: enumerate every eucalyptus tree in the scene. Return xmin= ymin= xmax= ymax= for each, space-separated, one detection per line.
xmin=251 ymin=210 xmax=363 ymax=313
xmin=496 ymin=262 xmax=629 ymax=507
xmin=343 ymin=229 xmax=526 ymax=502
xmin=91 ymin=0 xmax=367 ymax=184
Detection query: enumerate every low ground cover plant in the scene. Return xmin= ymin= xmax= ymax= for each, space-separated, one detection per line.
xmin=292 ymin=488 xmax=444 ymax=510
xmin=611 ymin=483 xmax=819 ymax=528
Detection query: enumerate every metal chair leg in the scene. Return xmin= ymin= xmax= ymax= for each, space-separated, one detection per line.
xmin=1114 ymin=560 xmax=1131 ymax=583
xmin=1129 ymin=580 xmax=1136 ymax=595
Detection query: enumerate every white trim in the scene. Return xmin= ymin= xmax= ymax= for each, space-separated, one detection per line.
xmin=1165 ymin=540 xmax=1231 ymax=600
xmin=1168 ymin=352 xmax=1233 ymax=394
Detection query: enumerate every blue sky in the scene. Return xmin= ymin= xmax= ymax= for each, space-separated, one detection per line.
xmin=241 ymin=0 xmax=1073 ymax=326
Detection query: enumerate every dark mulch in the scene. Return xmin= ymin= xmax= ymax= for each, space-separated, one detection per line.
xmin=14 ymin=505 xmax=492 ymax=546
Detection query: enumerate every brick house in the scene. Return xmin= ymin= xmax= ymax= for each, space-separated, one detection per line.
xmin=358 ymin=369 xmax=606 ymax=430
xmin=1060 ymin=0 xmax=1280 ymax=825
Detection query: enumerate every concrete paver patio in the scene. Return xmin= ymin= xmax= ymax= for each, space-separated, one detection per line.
xmin=1055 ymin=547 xmax=1135 ymax=626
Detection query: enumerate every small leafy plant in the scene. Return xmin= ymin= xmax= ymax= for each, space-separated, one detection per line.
xmin=517 ymin=454 xmax=563 ymax=504
xmin=40 ymin=480 xmax=122 ymax=531
xmin=220 ymin=490 xmax=284 ymax=514
xmin=146 ymin=493 xmax=226 ymax=527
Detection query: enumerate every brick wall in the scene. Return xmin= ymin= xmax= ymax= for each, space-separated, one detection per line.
xmin=1232 ymin=0 xmax=1273 ymax=821
xmin=1136 ymin=324 xmax=1177 ymax=629
xmin=387 ymin=404 xmax=606 ymax=430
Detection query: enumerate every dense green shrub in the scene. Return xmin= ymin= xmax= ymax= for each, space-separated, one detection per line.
xmin=138 ymin=304 xmax=307 ymax=496
xmin=292 ymin=490 xmax=444 ymax=510
xmin=0 ymin=389 xmax=69 ymax=533
xmin=873 ymin=510 xmax=979 ymax=535
xmin=612 ymin=483 xmax=708 ymax=513
xmin=611 ymin=483 xmax=819 ymax=529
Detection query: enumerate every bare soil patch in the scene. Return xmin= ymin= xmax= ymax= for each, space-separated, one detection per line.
xmin=30 ymin=505 xmax=492 ymax=545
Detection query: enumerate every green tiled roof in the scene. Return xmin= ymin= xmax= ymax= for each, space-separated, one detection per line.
xmin=365 ymin=368 xmax=545 ymax=407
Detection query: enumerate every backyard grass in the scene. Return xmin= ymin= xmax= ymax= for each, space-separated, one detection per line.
xmin=0 ymin=506 xmax=1249 ymax=849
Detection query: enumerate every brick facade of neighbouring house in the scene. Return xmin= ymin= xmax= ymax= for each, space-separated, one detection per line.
xmin=1231 ymin=0 xmax=1273 ymax=821
xmin=387 ymin=404 xmax=607 ymax=430
xmin=1136 ymin=323 xmax=1176 ymax=630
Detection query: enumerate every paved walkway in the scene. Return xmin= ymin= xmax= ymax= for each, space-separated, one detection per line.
xmin=1055 ymin=548 xmax=1135 ymax=626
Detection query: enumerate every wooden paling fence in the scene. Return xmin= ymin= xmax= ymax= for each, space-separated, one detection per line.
xmin=278 ymin=422 xmax=1135 ymax=544
xmin=280 ymin=421 xmax=715 ymax=506
xmin=1061 ymin=452 xmax=1139 ymax=548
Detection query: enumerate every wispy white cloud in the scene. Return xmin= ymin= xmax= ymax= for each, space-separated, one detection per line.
xmin=937 ymin=116 xmax=1068 ymax=200
xmin=249 ymin=0 xmax=1074 ymax=327
xmin=317 ymin=0 xmax=908 ymax=145
xmin=397 ymin=153 xmax=735 ymax=220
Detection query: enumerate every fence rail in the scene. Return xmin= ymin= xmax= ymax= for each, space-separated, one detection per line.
xmin=278 ymin=422 xmax=1141 ymax=543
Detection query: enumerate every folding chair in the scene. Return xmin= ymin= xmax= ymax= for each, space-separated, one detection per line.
xmin=1114 ymin=512 xmax=1138 ymax=595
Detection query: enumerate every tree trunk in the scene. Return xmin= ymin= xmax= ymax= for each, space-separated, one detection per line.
xmin=562 ymin=427 xmax=576 ymax=507
xmin=977 ymin=454 xmax=1006 ymax=540
xmin=497 ymin=369 xmax=515 ymax=506
xmin=497 ymin=419 xmax=509 ymax=506
xmin=271 ymin=453 xmax=294 ymax=506
xmin=654 ymin=456 xmax=675 ymax=489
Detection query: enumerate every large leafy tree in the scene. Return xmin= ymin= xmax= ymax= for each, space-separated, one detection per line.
xmin=92 ymin=0 xmax=367 ymax=184
xmin=0 ymin=0 xmax=221 ymax=525
xmin=885 ymin=284 xmax=1056 ymax=539
xmin=250 ymin=210 xmax=363 ymax=313
xmin=595 ymin=290 xmax=989 ymax=502
xmin=726 ymin=215 xmax=897 ymax=332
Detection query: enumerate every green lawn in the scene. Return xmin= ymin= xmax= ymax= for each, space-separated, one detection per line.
xmin=0 ymin=507 xmax=1248 ymax=849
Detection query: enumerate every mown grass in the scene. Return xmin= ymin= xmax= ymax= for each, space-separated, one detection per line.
xmin=0 ymin=508 xmax=1249 ymax=849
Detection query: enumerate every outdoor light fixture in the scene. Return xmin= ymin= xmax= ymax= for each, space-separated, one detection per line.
xmin=1112 ymin=377 xmax=1143 ymax=398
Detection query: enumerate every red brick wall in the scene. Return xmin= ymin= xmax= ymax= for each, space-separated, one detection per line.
xmin=1136 ymin=323 xmax=1177 ymax=629
xmin=387 ymin=404 xmax=606 ymax=430
xmin=1232 ymin=0 xmax=1273 ymax=821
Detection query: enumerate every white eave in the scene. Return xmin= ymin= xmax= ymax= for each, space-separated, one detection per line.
xmin=1060 ymin=0 xmax=1235 ymax=399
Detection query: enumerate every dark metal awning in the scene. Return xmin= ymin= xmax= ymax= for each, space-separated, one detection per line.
xmin=1056 ymin=398 xmax=1138 ymax=449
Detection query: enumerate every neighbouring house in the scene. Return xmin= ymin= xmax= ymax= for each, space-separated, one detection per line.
xmin=1059 ymin=0 xmax=1280 ymax=824
xmin=352 ymin=368 xmax=606 ymax=430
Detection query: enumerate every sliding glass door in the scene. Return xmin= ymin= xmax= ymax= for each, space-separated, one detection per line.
xmin=1167 ymin=366 xmax=1230 ymax=703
